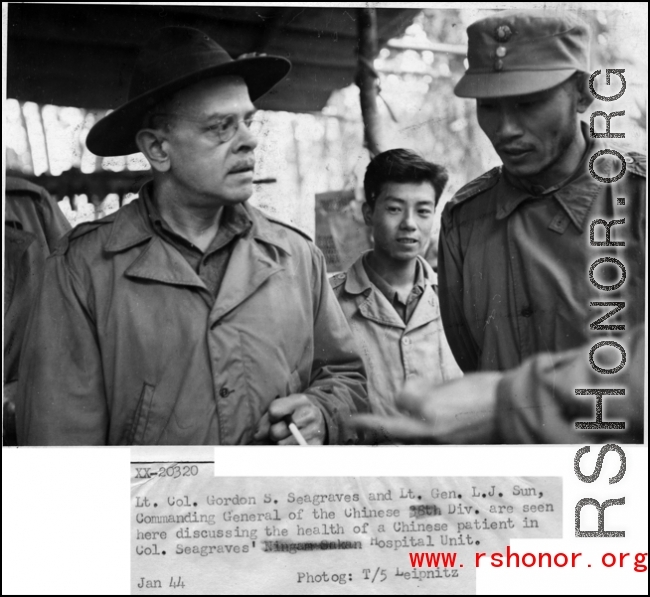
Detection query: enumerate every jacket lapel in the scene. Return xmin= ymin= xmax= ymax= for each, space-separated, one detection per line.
xmin=405 ymin=258 xmax=440 ymax=332
xmin=405 ymin=283 xmax=440 ymax=332
xmin=116 ymin=198 xmax=286 ymax=311
xmin=124 ymin=236 xmax=207 ymax=290
xmin=345 ymin=257 xmax=405 ymax=329
xmin=109 ymin=198 xmax=207 ymax=291
xmin=358 ymin=291 xmax=406 ymax=329
xmin=209 ymin=234 xmax=284 ymax=324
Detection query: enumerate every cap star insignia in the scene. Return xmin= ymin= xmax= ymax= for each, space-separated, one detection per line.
xmin=494 ymin=24 xmax=512 ymax=42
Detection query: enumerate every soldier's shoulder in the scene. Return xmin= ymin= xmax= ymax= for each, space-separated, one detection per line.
xmin=5 ymin=176 xmax=50 ymax=198
xmin=258 ymin=210 xmax=313 ymax=242
xmin=446 ymin=167 xmax=502 ymax=212
xmin=246 ymin=204 xmax=315 ymax=258
xmin=620 ymin=149 xmax=645 ymax=178
xmin=328 ymin=271 xmax=347 ymax=290
xmin=597 ymin=145 xmax=645 ymax=179
xmin=53 ymin=211 xmax=119 ymax=256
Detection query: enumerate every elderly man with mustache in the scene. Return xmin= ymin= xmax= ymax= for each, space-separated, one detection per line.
xmin=17 ymin=27 xmax=368 ymax=446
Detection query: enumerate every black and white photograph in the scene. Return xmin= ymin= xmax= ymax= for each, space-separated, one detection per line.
xmin=4 ymin=3 xmax=645 ymax=447
xmin=2 ymin=2 xmax=647 ymax=595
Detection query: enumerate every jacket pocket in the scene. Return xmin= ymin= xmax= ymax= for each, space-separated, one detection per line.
xmin=128 ymin=383 xmax=156 ymax=445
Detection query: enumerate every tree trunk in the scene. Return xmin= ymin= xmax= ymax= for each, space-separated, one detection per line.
xmin=356 ymin=8 xmax=384 ymax=157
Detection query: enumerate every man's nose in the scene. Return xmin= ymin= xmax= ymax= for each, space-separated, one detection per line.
xmin=495 ymin=109 xmax=523 ymax=140
xmin=233 ymin=120 xmax=258 ymax=151
xmin=400 ymin=211 xmax=417 ymax=230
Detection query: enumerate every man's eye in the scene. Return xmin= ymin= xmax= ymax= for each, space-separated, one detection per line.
xmin=208 ymin=116 xmax=235 ymax=134
xmin=516 ymin=100 xmax=538 ymax=109
xmin=387 ymin=206 xmax=401 ymax=213
xmin=419 ymin=210 xmax=433 ymax=217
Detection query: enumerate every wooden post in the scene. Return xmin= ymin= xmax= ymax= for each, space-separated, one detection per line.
xmin=291 ymin=119 xmax=304 ymax=196
xmin=18 ymin=102 xmax=36 ymax=174
xmin=38 ymin=105 xmax=52 ymax=175
xmin=356 ymin=7 xmax=384 ymax=157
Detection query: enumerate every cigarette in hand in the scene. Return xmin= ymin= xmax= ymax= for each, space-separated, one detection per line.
xmin=287 ymin=420 xmax=309 ymax=446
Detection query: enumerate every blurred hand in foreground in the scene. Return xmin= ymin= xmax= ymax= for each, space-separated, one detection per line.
xmin=352 ymin=373 xmax=502 ymax=444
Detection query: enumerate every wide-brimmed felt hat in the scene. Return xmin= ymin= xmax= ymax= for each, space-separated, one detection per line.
xmin=454 ymin=10 xmax=590 ymax=99
xmin=86 ymin=27 xmax=291 ymax=156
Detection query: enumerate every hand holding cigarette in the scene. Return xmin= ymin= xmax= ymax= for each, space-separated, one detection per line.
xmin=254 ymin=394 xmax=326 ymax=445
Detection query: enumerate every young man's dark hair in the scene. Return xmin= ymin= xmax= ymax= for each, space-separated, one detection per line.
xmin=363 ymin=148 xmax=449 ymax=209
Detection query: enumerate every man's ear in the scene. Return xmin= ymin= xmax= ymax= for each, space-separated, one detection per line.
xmin=361 ymin=201 xmax=374 ymax=226
xmin=135 ymin=129 xmax=171 ymax=173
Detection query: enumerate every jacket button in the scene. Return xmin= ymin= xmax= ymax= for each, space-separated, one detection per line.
xmin=402 ymin=337 xmax=411 ymax=345
xmin=219 ymin=387 xmax=232 ymax=398
xmin=520 ymin=307 xmax=533 ymax=318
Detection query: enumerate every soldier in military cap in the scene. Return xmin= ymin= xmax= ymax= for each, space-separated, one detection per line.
xmin=438 ymin=10 xmax=645 ymax=374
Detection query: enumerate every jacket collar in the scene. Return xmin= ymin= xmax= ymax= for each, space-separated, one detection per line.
xmin=5 ymin=200 xmax=20 ymax=227
xmin=344 ymin=253 xmax=374 ymax=295
xmin=104 ymin=184 xmax=292 ymax=256
xmin=344 ymin=252 xmax=436 ymax=294
xmin=344 ymin=253 xmax=439 ymax=330
xmin=104 ymin=185 xmax=290 ymax=296
xmin=245 ymin=204 xmax=293 ymax=256
xmin=105 ymin=196 xmax=155 ymax=253
xmin=495 ymin=123 xmax=603 ymax=232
